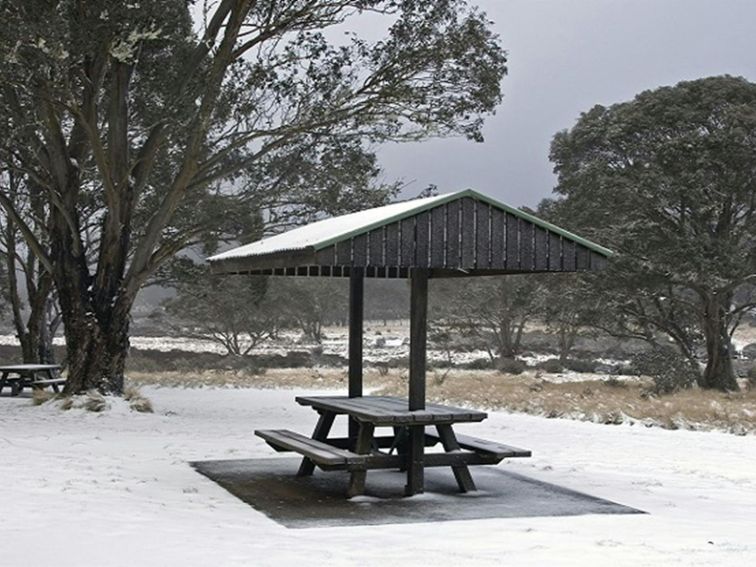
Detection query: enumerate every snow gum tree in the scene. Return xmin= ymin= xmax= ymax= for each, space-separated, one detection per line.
xmin=0 ymin=0 xmax=507 ymax=394
xmin=549 ymin=76 xmax=756 ymax=391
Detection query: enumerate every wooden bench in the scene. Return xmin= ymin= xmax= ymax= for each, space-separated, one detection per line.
xmin=425 ymin=431 xmax=531 ymax=459
xmin=0 ymin=364 xmax=63 ymax=396
xmin=256 ymin=429 xmax=369 ymax=471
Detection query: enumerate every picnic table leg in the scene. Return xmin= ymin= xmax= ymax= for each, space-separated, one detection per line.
xmin=405 ymin=425 xmax=425 ymax=496
xmin=435 ymin=424 xmax=477 ymax=493
xmin=10 ymin=372 xmax=26 ymax=397
xmin=46 ymin=369 xmax=61 ymax=393
xmin=297 ymin=411 xmax=336 ymax=477
xmin=391 ymin=426 xmax=408 ymax=471
xmin=346 ymin=422 xmax=375 ymax=498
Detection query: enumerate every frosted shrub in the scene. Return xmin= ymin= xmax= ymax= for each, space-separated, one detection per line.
xmin=83 ymin=390 xmax=109 ymax=412
xmin=538 ymin=359 xmax=564 ymax=374
xmin=31 ymin=388 xmax=56 ymax=406
xmin=124 ymin=386 xmax=154 ymax=413
xmin=632 ymin=347 xmax=697 ymax=394
xmin=496 ymin=358 xmax=526 ymax=375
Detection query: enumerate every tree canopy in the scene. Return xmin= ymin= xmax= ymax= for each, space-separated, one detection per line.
xmin=549 ymin=75 xmax=756 ymax=391
xmin=0 ymin=0 xmax=507 ymax=393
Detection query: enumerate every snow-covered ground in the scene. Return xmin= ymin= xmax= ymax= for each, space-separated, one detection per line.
xmin=1 ymin=386 xmax=755 ymax=566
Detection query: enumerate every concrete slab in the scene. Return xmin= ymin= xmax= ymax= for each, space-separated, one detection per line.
xmin=191 ymin=458 xmax=643 ymax=529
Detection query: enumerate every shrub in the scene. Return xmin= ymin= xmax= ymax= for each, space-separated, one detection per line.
xmin=538 ymin=359 xmax=564 ymax=373
xmin=616 ymin=364 xmax=640 ymax=376
xmin=741 ymin=343 xmax=756 ymax=360
xmin=631 ymin=347 xmax=697 ymax=394
xmin=124 ymin=386 xmax=154 ymax=413
xmin=465 ymin=358 xmax=494 ymax=370
xmin=310 ymin=345 xmax=324 ymax=357
xmin=83 ymin=390 xmax=108 ymax=412
xmin=604 ymin=376 xmax=628 ymax=389
xmin=563 ymin=358 xmax=597 ymax=373
xmin=496 ymin=358 xmax=526 ymax=375
xmin=747 ymin=366 xmax=756 ymax=390
xmin=32 ymin=388 xmax=55 ymax=406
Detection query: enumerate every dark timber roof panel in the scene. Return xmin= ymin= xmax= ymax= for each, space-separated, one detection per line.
xmin=208 ymin=189 xmax=612 ymax=277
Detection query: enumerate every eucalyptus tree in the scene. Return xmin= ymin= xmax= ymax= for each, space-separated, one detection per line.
xmin=0 ymin=168 xmax=59 ymax=363
xmin=164 ymin=265 xmax=281 ymax=356
xmin=0 ymin=0 xmax=507 ymax=394
xmin=433 ymin=277 xmax=539 ymax=362
xmin=549 ymin=76 xmax=756 ymax=391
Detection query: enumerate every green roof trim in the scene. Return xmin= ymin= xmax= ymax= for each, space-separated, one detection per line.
xmin=312 ymin=189 xmax=614 ymax=257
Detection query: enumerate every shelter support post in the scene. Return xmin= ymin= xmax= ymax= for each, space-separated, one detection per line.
xmin=406 ymin=268 xmax=429 ymax=495
xmin=348 ymin=267 xmax=364 ymax=442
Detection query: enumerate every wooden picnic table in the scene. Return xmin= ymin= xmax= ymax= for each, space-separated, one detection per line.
xmin=0 ymin=364 xmax=65 ymax=396
xmin=256 ymin=395 xmax=530 ymax=497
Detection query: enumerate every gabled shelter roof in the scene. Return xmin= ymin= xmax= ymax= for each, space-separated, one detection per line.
xmin=208 ymin=189 xmax=612 ymax=278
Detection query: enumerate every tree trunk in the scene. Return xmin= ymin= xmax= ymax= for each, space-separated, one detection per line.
xmin=700 ymin=294 xmax=739 ymax=391
xmin=496 ymin=316 xmax=515 ymax=359
xmin=51 ymin=208 xmax=135 ymax=395
xmin=61 ymin=297 xmax=132 ymax=395
xmin=37 ymin=296 xmax=59 ymax=364
xmin=6 ymin=256 xmax=52 ymax=364
xmin=558 ymin=322 xmax=579 ymax=363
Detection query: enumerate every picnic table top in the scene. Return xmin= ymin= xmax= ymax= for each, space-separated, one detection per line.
xmin=0 ymin=364 xmax=61 ymax=372
xmin=295 ymin=395 xmax=487 ymax=426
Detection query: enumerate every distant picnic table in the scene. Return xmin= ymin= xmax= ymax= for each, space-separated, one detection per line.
xmin=0 ymin=364 xmax=65 ymax=396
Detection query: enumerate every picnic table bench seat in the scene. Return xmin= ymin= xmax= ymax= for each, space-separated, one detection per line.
xmin=256 ymin=429 xmax=369 ymax=471
xmin=424 ymin=431 xmax=532 ymax=459
xmin=256 ymin=425 xmax=532 ymax=475
xmin=0 ymin=364 xmax=64 ymax=396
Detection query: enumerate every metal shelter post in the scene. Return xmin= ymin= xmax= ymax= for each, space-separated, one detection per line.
xmin=406 ymin=268 xmax=428 ymax=495
xmin=348 ymin=267 xmax=364 ymax=441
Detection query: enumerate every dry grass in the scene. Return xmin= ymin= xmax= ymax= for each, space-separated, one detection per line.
xmin=377 ymin=370 xmax=756 ymax=435
xmin=127 ymin=366 xmax=756 ymax=435
xmin=46 ymin=391 xmax=108 ymax=412
xmin=127 ymin=367 xmax=388 ymax=390
xmin=31 ymin=388 xmax=56 ymax=406
xmin=82 ymin=390 xmax=109 ymax=412
xmin=123 ymin=386 xmax=154 ymax=413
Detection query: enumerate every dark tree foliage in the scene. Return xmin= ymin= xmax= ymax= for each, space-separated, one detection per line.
xmin=549 ymin=76 xmax=756 ymax=391
xmin=0 ymin=0 xmax=507 ymax=393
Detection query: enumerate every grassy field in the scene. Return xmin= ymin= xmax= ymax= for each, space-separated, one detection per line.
xmin=127 ymin=367 xmax=756 ymax=435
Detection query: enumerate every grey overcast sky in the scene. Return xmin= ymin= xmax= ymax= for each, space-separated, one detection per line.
xmin=377 ymin=0 xmax=756 ymax=208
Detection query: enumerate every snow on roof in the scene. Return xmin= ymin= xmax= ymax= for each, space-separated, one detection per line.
xmin=208 ymin=189 xmax=614 ymax=264
xmin=208 ymin=192 xmax=454 ymax=262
